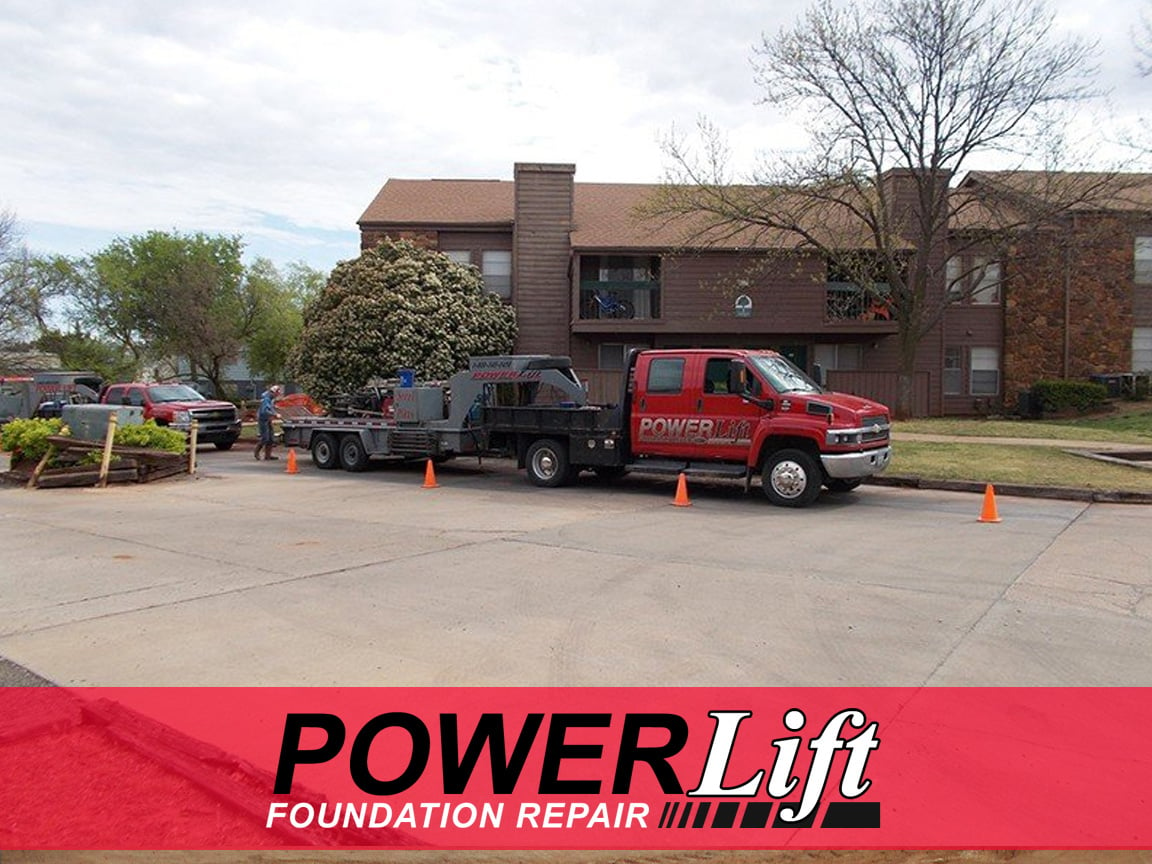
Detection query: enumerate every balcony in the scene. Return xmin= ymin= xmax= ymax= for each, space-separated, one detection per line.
xmin=825 ymin=282 xmax=897 ymax=328
xmin=578 ymin=280 xmax=661 ymax=321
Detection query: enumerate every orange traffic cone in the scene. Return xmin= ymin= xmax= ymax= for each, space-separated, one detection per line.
xmin=978 ymin=483 xmax=1001 ymax=523
xmin=285 ymin=448 xmax=298 ymax=475
xmin=672 ymin=472 xmax=691 ymax=507
xmin=423 ymin=458 xmax=439 ymax=489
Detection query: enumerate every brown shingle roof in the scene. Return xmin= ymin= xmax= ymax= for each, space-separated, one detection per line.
xmin=359 ymin=178 xmax=515 ymax=227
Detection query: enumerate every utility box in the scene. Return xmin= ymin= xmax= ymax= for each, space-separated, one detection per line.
xmin=62 ymin=404 xmax=144 ymax=441
xmin=393 ymin=387 xmax=446 ymax=423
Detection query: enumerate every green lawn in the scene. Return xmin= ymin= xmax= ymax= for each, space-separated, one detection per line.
xmin=891 ymin=402 xmax=1152 ymax=493
xmin=896 ymin=403 xmax=1152 ymax=444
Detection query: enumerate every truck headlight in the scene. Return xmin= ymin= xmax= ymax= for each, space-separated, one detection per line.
xmin=173 ymin=410 xmax=191 ymax=425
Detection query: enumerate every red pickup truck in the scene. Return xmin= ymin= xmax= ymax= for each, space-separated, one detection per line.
xmin=100 ymin=383 xmax=242 ymax=450
xmin=282 ymin=349 xmax=891 ymax=507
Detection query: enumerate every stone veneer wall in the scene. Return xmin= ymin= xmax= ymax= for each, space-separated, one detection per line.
xmin=1004 ymin=215 xmax=1134 ymax=396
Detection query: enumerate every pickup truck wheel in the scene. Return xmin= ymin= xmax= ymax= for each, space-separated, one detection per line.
xmin=311 ymin=433 xmax=339 ymax=470
xmin=214 ymin=441 xmax=234 ymax=451
xmin=826 ymin=478 xmax=862 ymax=493
xmin=762 ymin=449 xmax=822 ymax=507
xmin=338 ymin=435 xmax=370 ymax=472
xmin=525 ymin=439 xmax=571 ymax=488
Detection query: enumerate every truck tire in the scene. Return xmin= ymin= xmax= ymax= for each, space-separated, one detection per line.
xmin=311 ymin=433 xmax=339 ymax=470
xmin=338 ymin=435 xmax=370 ymax=472
xmin=525 ymin=438 xmax=572 ymax=487
xmin=762 ymin=448 xmax=822 ymax=507
xmin=214 ymin=440 xmax=235 ymax=451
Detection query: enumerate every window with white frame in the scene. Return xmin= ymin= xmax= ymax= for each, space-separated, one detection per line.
xmin=1133 ymin=328 xmax=1152 ymax=373
xmin=443 ymin=250 xmax=473 ymax=267
xmin=946 ymin=254 xmax=1001 ymax=304
xmin=971 ymin=259 xmax=1001 ymax=304
xmin=1136 ymin=237 xmax=1152 ymax=285
xmin=481 ymin=250 xmax=512 ymax=297
xmin=969 ymin=347 xmax=1000 ymax=396
xmin=943 ymin=347 xmax=963 ymax=395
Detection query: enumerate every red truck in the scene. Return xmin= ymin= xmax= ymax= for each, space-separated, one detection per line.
xmin=100 ymin=382 xmax=242 ymax=450
xmin=281 ymin=349 xmax=891 ymax=507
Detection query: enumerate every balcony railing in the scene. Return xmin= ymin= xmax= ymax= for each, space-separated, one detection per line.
xmin=578 ymin=280 xmax=661 ymax=321
xmin=826 ymin=282 xmax=895 ymax=323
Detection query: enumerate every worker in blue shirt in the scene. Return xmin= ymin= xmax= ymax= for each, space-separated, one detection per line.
xmin=255 ymin=384 xmax=282 ymax=461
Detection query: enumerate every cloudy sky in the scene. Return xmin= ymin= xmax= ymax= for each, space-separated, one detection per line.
xmin=2 ymin=0 xmax=1149 ymax=274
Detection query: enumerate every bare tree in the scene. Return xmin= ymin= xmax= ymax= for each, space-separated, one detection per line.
xmin=650 ymin=0 xmax=1110 ymax=417
xmin=0 ymin=210 xmax=60 ymax=371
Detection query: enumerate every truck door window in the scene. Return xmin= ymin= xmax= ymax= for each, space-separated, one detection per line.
xmin=646 ymin=358 xmax=684 ymax=393
xmin=704 ymin=358 xmax=734 ymax=395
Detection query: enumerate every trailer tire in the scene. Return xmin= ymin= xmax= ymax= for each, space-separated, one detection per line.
xmin=311 ymin=433 xmax=340 ymax=470
xmin=525 ymin=438 xmax=572 ymax=487
xmin=762 ymin=448 xmax=822 ymax=507
xmin=338 ymin=435 xmax=370 ymax=472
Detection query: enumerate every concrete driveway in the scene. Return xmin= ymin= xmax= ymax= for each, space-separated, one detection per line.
xmin=2 ymin=447 xmax=1149 ymax=688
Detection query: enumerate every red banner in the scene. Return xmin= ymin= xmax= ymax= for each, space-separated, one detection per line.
xmin=0 ymin=687 xmax=1148 ymax=849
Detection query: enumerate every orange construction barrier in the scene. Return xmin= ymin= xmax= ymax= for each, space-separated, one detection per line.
xmin=978 ymin=483 xmax=1001 ymax=523
xmin=672 ymin=472 xmax=691 ymax=507
xmin=423 ymin=459 xmax=439 ymax=489
xmin=285 ymin=448 xmax=298 ymax=475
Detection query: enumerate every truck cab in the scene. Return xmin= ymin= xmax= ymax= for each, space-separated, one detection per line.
xmin=626 ymin=349 xmax=891 ymax=506
xmin=101 ymin=383 xmax=242 ymax=450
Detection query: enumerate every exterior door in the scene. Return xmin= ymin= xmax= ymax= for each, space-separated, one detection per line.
xmin=697 ymin=354 xmax=762 ymax=463
xmin=630 ymin=353 xmax=699 ymax=459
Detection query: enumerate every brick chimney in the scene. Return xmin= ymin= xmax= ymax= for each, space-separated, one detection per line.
xmin=513 ymin=163 xmax=576 ymax=355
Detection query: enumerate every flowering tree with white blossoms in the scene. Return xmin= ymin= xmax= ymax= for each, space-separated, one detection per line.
xmin=289 ymin=239 xmax=517 ymax=405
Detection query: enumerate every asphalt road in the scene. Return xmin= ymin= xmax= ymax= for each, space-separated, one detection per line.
xmin=2 ymin=444 xmax=1149 ymax=688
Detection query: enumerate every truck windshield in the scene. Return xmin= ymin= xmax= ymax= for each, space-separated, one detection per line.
xmin=147 ymin=385 xmax=206 ymax=402
xmin=748 ymin=355 xmax=822 ymax=395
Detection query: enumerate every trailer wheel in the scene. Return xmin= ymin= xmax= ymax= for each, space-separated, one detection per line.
xmin=525 ymin=439 xmax=572 ymax=487
xmin=338 ymin=435 xmax=370 ymax=472
xmin=311 ymin=433 xmax=339 ymax=470
xmin=762 ymin=448 xmax=821 ymax=507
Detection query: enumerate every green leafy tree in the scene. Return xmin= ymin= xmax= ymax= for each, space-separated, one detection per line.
xmin=289 ymin=239 xmax=517 ymax=404
xmin=0 ymin=211 xmax=65 ymax=370
xmin=60 ymin=231 xmax=256 ymax=396
xmin=35 ymin=326 xmax=138 ymax=382
xmin=244 ymin=258 xmax=325 ymax=382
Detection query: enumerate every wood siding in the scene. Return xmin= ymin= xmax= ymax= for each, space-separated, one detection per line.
xmin=513 ymin=163 xmax=575 ymax=355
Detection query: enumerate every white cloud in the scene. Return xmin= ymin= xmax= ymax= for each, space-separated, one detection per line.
xmin=1 ymin=0 xmax=1148 ymax=273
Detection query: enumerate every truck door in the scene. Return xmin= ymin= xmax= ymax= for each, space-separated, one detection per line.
xmin=697 ymin=355 xmax=762 ymax=463
xmin=630 ymin=353 xmax=701 ymax=459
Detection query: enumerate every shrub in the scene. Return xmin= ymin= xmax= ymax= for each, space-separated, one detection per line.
xmin=114 ymin=420 xmax=186 ymax=454
xmin=0 ymin=418 xmax=64 ymax=463
xmin=1031 ymin=379 xmax=1110 ymax=414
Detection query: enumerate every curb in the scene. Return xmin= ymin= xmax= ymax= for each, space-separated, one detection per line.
xmin=867 ymin=474 xmax=1152 ymax=504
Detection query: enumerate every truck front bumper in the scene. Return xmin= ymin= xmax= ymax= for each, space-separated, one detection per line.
xmin=821 ymin=446 xmax=891 ymax=479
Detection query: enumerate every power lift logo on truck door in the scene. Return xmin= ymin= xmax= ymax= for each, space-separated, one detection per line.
xmin=638 ymin=417 xmax=753 ymax=446
xmin=268 ymin=707 xmax=881 ymax=836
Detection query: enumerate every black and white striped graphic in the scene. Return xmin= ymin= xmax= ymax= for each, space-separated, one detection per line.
xmin=656 ymin=800 xmax=880 ymax=829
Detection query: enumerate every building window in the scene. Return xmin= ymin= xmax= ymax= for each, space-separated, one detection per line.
xmin=443 ymin=250 xmax=473 ymax=267
xmin=971 ymin=259 xmax=1001 ymax=304
xmin=646 ymin=357 xmax=684 ymax=394
xmin=579 ymin=255 xmax=661 ymax=320
xmin=970 ymin=347 xmax=1000 ymax=396
xmin=812 ymin=344 xmax=863 ymax=386
xmin=598 ymin=343 xmax=648 ymax=370
xmin=481 ymin=251 xmax=512 ymax=298
xmin=943 ymin=347 xmax=963 ymax=395
xmin=1136 ymin=237 xmax=1152 ymax=285
xmin=1134 ymin=327 xmax=1152 ymax=373
xmin=946 ymin=254 xmax=1001 ymax=304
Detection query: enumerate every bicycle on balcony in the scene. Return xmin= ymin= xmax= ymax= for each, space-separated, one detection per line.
xmin=588 ymin=288 xmax=635 ymax=319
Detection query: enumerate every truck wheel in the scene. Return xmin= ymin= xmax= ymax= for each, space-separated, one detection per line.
xmin=762 ymin=449 xmax=822 ymax=507
xmin=826 ymin=478 xmax=862 ymax=493
xmin=311 ymin=433 xmax=339 ymax=470
xmin=338 ymin=435 xmax=369 ymax=472
xmin=214 ymin=441 xmax=235 ymax=451
xmin=525 ymin=439 xmax=572 ymax=487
